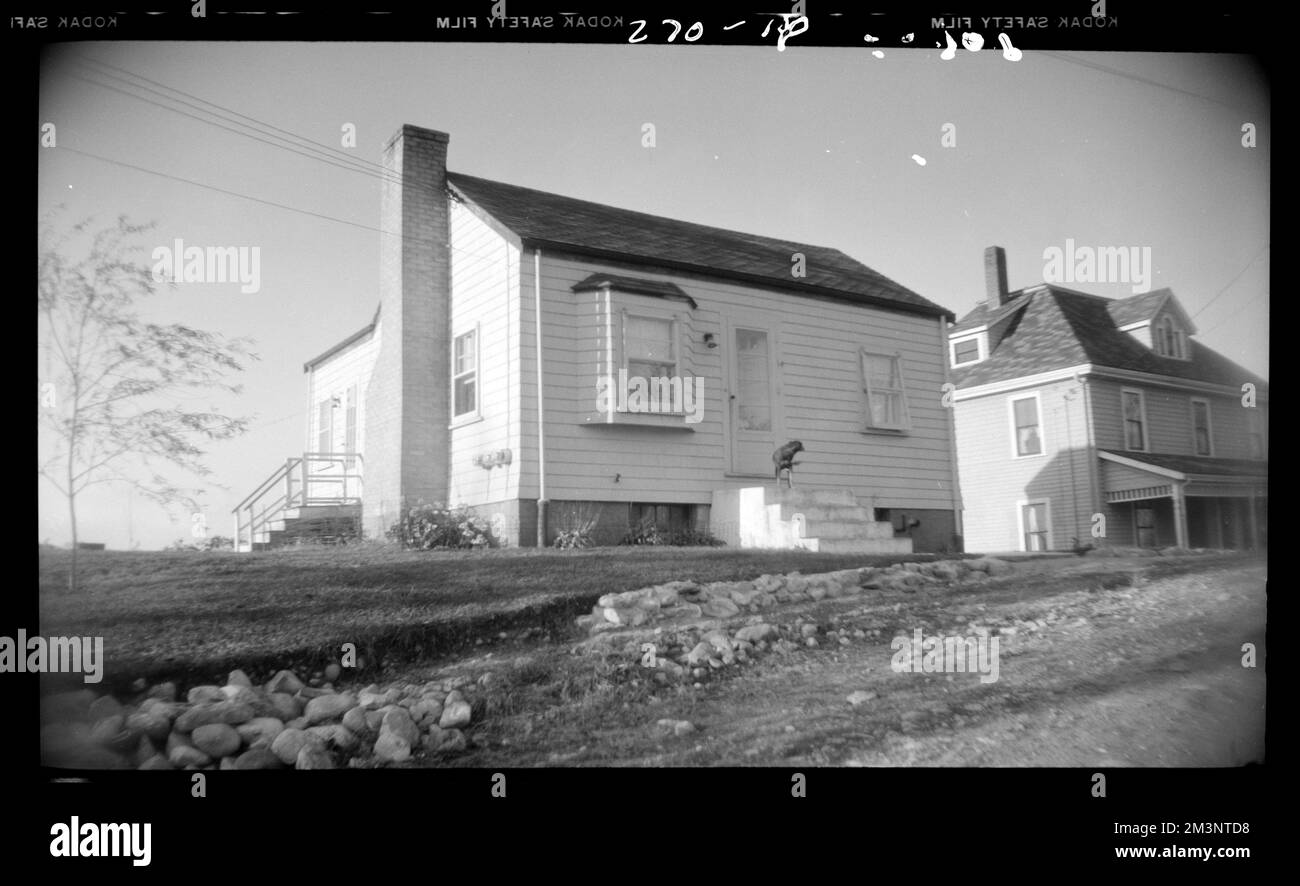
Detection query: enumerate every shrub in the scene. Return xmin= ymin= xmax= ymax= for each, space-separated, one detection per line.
xmin=551 ymin=502 xmax=601 ymax=549
xmin=386 ymin=501 xmax=494 ymax=550
xmin=619 ymin=516 xmax=724 ymax=547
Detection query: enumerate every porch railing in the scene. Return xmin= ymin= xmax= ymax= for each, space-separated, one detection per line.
xmin=232 ymin=452 xmax=363 ymax=551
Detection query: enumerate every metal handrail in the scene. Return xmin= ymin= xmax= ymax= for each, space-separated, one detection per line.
xmin=233 ymin=453 xmax=364 ymax=550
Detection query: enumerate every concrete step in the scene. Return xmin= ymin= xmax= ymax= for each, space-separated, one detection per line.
xmin=772 ymin=503 xmax=874 ymax=523
xmin=807 ymin=537 xmax=914 ymax=554
xmin=767 ymin=486 xmax=860 ymax=507
xmin=798 ymin=519 xmax=897 ymax=541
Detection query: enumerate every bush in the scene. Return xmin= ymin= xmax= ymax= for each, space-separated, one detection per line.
xmin=551 ymin=502 xmax=601 ymax=549
xmin=386 ymin=501 xmax=494 ymax=550
xmin=619 ymin=517 xmax=724 ymax=547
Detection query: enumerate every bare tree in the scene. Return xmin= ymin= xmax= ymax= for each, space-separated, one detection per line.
xmin=38 ymin=210 xmax=258 ymax=592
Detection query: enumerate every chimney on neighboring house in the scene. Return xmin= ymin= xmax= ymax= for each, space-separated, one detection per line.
xmin=984 ymin=245 xmax=1009 ymax=306
xmin=363 ymin=125 xmax=452 ymax=539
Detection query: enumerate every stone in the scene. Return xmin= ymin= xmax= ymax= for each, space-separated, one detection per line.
xmin=227 ymin=669 xmax=253 ymax=688
xmin=753 ymin=574 xmax=784 ymax=593
xmin=147 ymin=682 xmax=178 ymax=702
xmin=89 ymin=714 xmax=127 ymax=747
xmin=138 ymin=754 xmax=173 ymax=771
xmin=703 ymin=630 xmax=732 ymax=653
xmin=654 ymin=719 xmax=695 ymax=737
xmin=423 ymin=726 xmax=467 ymax=755
xmin=186 ymin=685 xmax=226 ymax=705
xmin=174 ymin=701 xmax=255 ymax=733
xmin=970 ymin=557 xmax=1012 ymax=576
xmin=270 ymin=728 xmax=323 ymax=766
xmin=734 ymin=623 xmax=778 ymax=644
xmin=439 ymin=700 xmax=472 ymax=730
xmin=266 ymin=670 xmax=305 ymax=695
xmin=800 ymin=623 xmax=819 ymax=639
xmin=364 ymin=710 xmax=385 ymax=731
xmin=806 ymin=583 xmax=828 ymax=601
xmin=168 ymin=744 xmax=211 ymax=768
xmin=269 ymin=692 xmax=301 ymax=721
xmin=380 ymin=708 xmax=420 ymax=746
xmin=805 ymin=637 xmax=819 ymax=648
xmin=686 ymin=642 xmax=713 ymax=666
xmin=929 ymin=561 xmax=962 ymax=581
xmin=233 ymin=748 xmax=283 ymax=770
xmin=296 ymin=745 xmax=334 ymax=770
xmin=87 ymin=695 xmax=124 ymax=722
xmin=847 ymin=691 xmax=877 ymax=706
xmin=126 ymin=709 xmax=173 ymax=743
xmin=324 ymin=663 xmax=342 ymax=682
xmin=342 ymin=706 xmax=370 ymax=734
xmin=372 ymin=731 xmax=411 ymax=764
xmin=784 ymin=572 xmax=809 ymax=593
xmin=700 ymin=597 xmax=740 ymax=619
xmin=409 ymin=699 xmax=443 ymax=729
xmin=191 ymin=723 xmax=241 ymax=758
xmin=236 ymin=717 xmax=285 ymax=749
xmin=307 ymin=724 xmax=360 ymax=753
xmin=219 ymin=756 xmax=238 ymax=770
xmin=303 ymin=692 xmax=358 ymax=725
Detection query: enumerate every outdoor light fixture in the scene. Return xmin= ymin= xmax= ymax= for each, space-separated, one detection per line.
xmin=704 ymin=332 xmax=717 ymax=348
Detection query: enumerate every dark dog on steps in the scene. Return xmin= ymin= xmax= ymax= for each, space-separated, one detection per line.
xmin=773 ymin=440 xmax=804 ymax=488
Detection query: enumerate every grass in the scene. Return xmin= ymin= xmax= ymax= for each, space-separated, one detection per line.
xmin=38 ymin=543 xmax=943 ymax=691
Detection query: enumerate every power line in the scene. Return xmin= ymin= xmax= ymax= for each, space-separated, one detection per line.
xmin=1189 ymin=245 xmax=1269 ymax=321
xmin=67 ymin=68 xmax=403 ymax=187
xmin=71 ymin=54 xmax=400 ymax=183
xmin=1038 ymin=51 xmax=1247 ymax=111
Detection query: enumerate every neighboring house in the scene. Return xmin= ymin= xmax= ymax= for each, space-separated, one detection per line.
xmin=235 ymin=124 xmax=964 ymax=552
xmin=949 ymin=247 xmax=1268 ymax=553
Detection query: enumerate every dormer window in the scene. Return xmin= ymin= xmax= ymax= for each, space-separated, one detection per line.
xmin=949 ymin=333 xmax=986 ymax=367
xmin=1155 ymin=315 xmax=1184 ymax=359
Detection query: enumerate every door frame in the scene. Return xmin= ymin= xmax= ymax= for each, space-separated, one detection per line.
xmin=722 ymin=315 xmax=783 ymax=477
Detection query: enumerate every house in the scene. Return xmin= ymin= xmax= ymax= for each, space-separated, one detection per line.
xmin=948 ymin=246 xmax=1268 ymax=553
xmin=234 ymin=124 xmax=963 ymax=552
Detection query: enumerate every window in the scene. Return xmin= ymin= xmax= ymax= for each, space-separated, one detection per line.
xmin=1156 ymin=316 xmax=1183 ymax=359
xmin=344 ymin=386 xmax=358 ymax=468
xmin=950 ymin=336 xmax=982 ymax=367
xmin=317 ymin=399 xmax=332 ymax=453
xmin=1247 ymin=410 xmax=1266 ymax=459
xmin=861 ymin=351 xmax=910 ymax=431
xmin=1010 ymin=394 xmax=1042 ymax=457
xmin=624 ymin=314 xmax=676 ymax=379
xmin=453 ymin=328 xmax=477 ymax=418
xmin=1190 ymin=398 xmax=1212 ymax=457
xmin=1122 ymin=389 xmax=1147 ymax=451
xmin=1020 ymin=500 xmax=1050 ymax=551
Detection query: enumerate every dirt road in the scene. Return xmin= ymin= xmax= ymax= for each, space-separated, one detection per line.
xmin=410 ymin=554 xmax=1267 ymax=767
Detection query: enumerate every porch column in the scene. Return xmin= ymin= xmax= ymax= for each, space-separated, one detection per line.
xmin=1171 ymin=482 xmax=1189 ymax=549
xmin=1247 ymin=492 xmax=1259 ymax=550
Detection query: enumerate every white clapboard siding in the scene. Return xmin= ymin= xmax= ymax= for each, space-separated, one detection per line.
xmin=509 ymin=249 xmax=958 ymax=511
xmin=448 ymin=200 xmax=521 ymax=506
xmin=953 ymin=377 xmax=1094 ymax=553
xmin=1088 ymin=379 xmax=1263 ymax=460
xmin=306 ymin=324 xmax=380 ymax=459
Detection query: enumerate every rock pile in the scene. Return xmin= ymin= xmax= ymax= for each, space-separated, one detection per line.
xmin=41 ymin=669 xmax=477 ymax=771
xmin=577 ymin=558 xmax=1010 ymax=635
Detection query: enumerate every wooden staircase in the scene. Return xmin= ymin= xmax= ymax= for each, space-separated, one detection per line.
xmin=234 ymin=454 xmax=363 ymax=552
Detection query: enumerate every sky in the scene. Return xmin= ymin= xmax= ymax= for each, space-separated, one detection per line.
xmin=36 ymin=42 xmax=1270 ymax=550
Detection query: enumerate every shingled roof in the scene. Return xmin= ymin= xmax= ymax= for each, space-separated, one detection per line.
xmin=951 ymin=286 xmax=1267 ymax=392
xmin=448 ymin=172 xmax=953 ymax=320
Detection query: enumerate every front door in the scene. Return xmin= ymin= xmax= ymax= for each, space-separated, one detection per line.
xmin=726 ymin=323 xmax=778 ymax=476
xmin=1135 ymin=504 xmax=1156 ymax=548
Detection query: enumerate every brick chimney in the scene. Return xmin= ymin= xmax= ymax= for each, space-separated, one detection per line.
xmin=363 ymin=125 xmax=452 ymax=538
xmin=983 ymin=245 xmax=1009 ymax=306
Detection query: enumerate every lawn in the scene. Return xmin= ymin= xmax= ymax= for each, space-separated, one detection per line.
xmin=37 ymin=544 xmax=939 ymax=691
